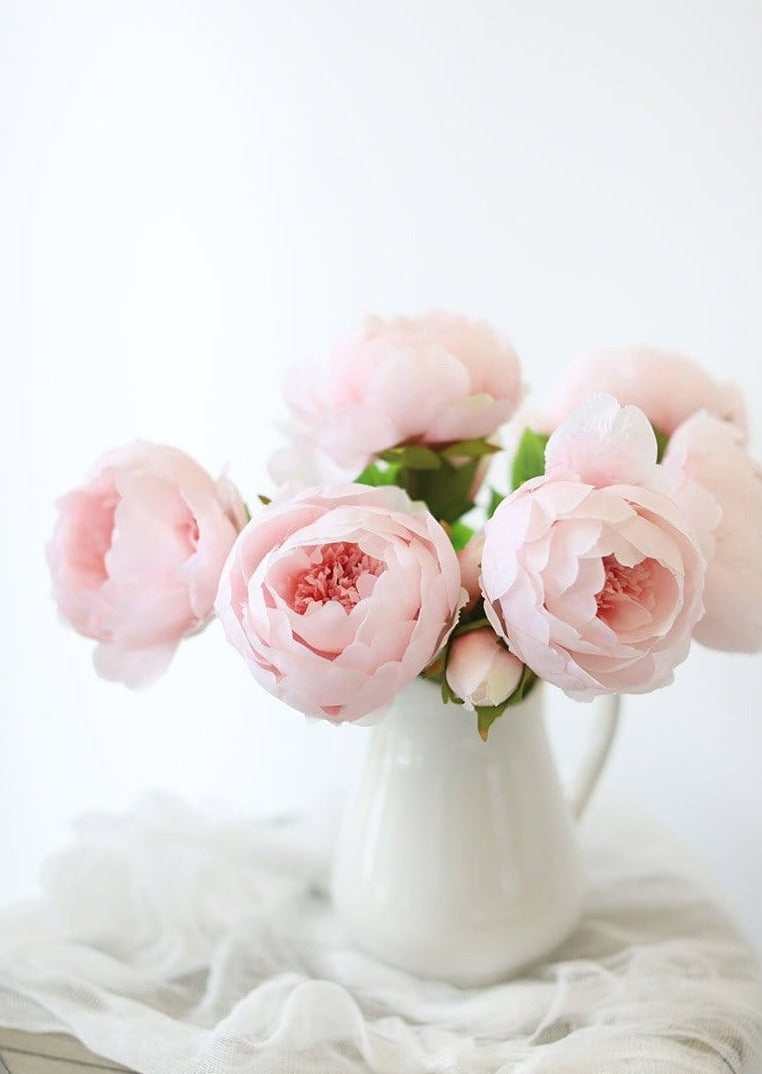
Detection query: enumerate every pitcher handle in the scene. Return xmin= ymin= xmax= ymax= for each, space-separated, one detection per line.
xmin=568 ymin=693 xmax=620 ymax=819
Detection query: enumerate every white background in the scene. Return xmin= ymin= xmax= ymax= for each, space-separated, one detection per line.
xmin=2 ymin=1 xmax=761 ymax=954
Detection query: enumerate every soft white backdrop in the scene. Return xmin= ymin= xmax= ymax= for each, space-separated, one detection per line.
xmin=2 ymin=0 xmax=761 ymax=954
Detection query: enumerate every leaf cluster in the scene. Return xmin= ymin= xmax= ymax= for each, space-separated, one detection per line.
xmin=352 ymin=429 xmax=552 ymax=740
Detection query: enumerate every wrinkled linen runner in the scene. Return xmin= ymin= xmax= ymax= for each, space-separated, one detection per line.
xmin=0 ymin=795 xmax=760 ymax=1074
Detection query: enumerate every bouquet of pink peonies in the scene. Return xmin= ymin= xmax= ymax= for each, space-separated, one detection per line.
xmin=48 ymin=313 xmax=762 ymax=739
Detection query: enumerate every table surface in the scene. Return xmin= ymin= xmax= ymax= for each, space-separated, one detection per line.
xmin=0 ymin=1028 xmax=131 ymax=1074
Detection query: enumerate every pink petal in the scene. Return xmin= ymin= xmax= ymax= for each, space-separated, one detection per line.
xmin=93 ymin=641 xmax=177 ymax=689
xmin=545 ymin=393 xmax=660 ymax=489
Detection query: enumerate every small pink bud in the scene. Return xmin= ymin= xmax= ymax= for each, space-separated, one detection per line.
xmin=457 ymin=532 xmax=485 ymax=614
xmin=446 ymin=627 xmax=524 ymax=710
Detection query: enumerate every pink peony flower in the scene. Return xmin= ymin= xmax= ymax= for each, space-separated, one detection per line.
xmin=664 ymin=412 xmax=762 ymax=652
xmin=215 ymin=484 xmax=463 ymax=722
xmin=538 ymin=347 xmax=747 ymax=438
xmin=481 ymin=395 xmax=707 ymax=700
xmin=445 ymin=627 xmax=524 ymax=710
xmin=271 ymin=312 xmax=523 ymax=477
xmin=47 ymin=443 xmax=247 ymax=688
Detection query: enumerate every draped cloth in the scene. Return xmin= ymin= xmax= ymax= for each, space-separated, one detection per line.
xmin=1 ymin=795 xmax=760 ymax=1073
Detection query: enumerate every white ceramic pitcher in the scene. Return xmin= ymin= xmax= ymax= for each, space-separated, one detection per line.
xmin=331 ymin=677 xmax=619 ymax=986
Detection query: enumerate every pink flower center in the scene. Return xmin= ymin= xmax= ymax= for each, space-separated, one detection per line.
xmin=180 ymin=517 xmax=201 ymax=553
xmin=291 ymin=542 xmax=385 ymax=614
xmin=70 ymin=488 xmax=120 ymax=587
xmin=595 ymin=554 xmax=657 ymax=626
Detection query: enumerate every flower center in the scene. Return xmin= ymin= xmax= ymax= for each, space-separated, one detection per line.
xmin=73 ymin=489 xmax=120 ymax=587
xmin=180 ymin=517 xmax=200 ymax=552
xmin=292 ymin=542 xmax=385 ymax=614
xmin=595 ymin=554 xmax=656 ymax=624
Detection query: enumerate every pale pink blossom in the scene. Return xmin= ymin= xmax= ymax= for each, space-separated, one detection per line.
xmin=215 ymin=484 xmax=463 ymax=722
xmin=457 ymin=532 xmax=485 ymax=613
xmin=47 ymin=443 xmax=247 ymax=687
xmin=481 ymin=396 xmax=707 ymax=700
xmin=664 ymin=412 xmax=762 ymax=652
xmin=538 ymin=347 xmax=747 ymax=438
xmin=271 ymin=312 xmax=523 ymax=478
xmin=446 ymin=628 xmax=524 ymax=710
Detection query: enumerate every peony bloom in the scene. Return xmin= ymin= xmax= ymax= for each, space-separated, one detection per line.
xmin=215 ymin=484 xmax=463 ymax=722
xmin=537 ymin=347 xmax=747 ymax=439
xmin=47 ymin=443 xmax=247 ymax=688
xmin=481 ymin=395 xmax=707 ymax=700
xmin=270 ymin=312 xmax=523 ymax=478
xmin=445 ymin=628 xmax=524 ymax=710
xmin=664 ymin=412 xmax=762 ymax=652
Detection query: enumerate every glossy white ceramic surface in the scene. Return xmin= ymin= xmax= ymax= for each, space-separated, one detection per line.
xmin=332 ymin=678 xmax=618 ymax=985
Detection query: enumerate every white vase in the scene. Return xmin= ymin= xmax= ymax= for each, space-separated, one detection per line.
xmin=331 ymin=677 xmax=619 ymax=986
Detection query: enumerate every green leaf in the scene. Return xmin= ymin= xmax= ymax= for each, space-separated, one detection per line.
xmin=441 ymin=676 xmax=464 ymax=706
xmin=243 ymin=501 xmax=253 ymax=521
xmin=452 ymin=616 xmax=490 ymax=638
xmin=476 ymin=705 xmax=505 ymax=742
xmin=440 ymin=438 xmax=501 ymax=460
xmin=448 ymin=520 xmax=474 ymax=552
xmin=474 ymin=664 xmax=538 ymax=740
xmin=379 ymin=445 xmax=442 ymax=470
xmin=487 ymin=487 xmax=505 ymax=519
xmin=511 ymin=428 xmax=549 ymax=490
xmin=354 ymin=460 xmax=402 ymax=487
xmin=652 ymin=423 xmax=669 ymax=463
xmin=411 ymin=456 xmax=479 ymax=524
xmin=505 ymin=663 xmax=538 ymax=706
xmin=256 ymin=494 xmax=271 ymax=507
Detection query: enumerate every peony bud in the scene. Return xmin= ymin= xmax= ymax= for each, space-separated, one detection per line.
xmin=457 ymin=532 xmax=485 ymax=613
xmin=446 ymin=627 xmax=524 ymax=710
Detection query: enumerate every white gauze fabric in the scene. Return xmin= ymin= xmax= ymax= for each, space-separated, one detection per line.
xmin=0 ymin=795 xmax=760 ymax=1074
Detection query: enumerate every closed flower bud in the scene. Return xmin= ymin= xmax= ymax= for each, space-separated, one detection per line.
xmin=446 ymin=627 xmax=524 ymax=710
